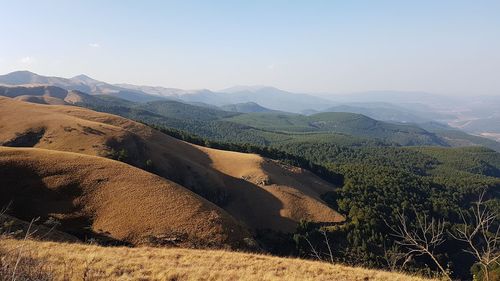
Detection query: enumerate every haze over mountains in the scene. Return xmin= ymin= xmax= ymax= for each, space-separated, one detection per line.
xmin=3 ymin=0 xmax=500 ymax=279
xmin=1 ymin=71 xmax=500 ymax=280
xmin=0 ymin=71 xmax=162 ymax=102
xmin=1 ymin=70 xmax=499 ymax=143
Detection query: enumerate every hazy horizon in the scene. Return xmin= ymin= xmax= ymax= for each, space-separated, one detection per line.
xmin=1 ymin=0 xmax=499 ymax=96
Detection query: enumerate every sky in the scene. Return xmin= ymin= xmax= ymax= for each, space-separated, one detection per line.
xmin=1 ymin=0 xmax=499 ymax=96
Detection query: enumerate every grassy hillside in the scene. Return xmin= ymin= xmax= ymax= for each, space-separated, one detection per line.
xmin=0 ymin=238 xmax=433 ymax=281
xmin=0 ymin=147 xmax=250 ymax=248
xmin=0 ymin=97 xmax=343 ymax=235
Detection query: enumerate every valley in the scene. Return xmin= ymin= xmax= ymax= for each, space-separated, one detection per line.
xmin=3 ymin=2 xmax=499 ymax=280
xmin=0 ymin=73 xmax=499 ymax=280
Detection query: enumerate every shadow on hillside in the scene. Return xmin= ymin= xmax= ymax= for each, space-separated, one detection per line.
xmin=2 ymin=128 xmax=46 ymax=147
xmin=144 ymin=132 xmax=296 ymax=232
xmin=0 ymin=165 xmax=129 ymax=246
xmin=221 ymin=174 xmax=297 ymax=232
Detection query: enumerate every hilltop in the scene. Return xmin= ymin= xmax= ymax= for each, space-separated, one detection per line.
xmin=220 ymin=102 xmax=276 ymax=113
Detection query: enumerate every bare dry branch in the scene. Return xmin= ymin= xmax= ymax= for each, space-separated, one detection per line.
xmin=449 ymin=190 xmax=499 ymax=281
xmin=386 ymin=209 xmax=450 ymax=280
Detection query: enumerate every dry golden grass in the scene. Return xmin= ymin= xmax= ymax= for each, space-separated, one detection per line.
xmin=0 ymin=96 xmax=343 ymax=233
xmin=201 ymin=148 xmax=343 ymax=231
xmin=0 ymin=238 xmax=434 ymax=281
xmin=0 ymin=147 xmax=249 ymax=248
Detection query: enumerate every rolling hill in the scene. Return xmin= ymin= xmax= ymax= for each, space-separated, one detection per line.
xmin=0 ymin=96 xmax=343 ymax=235
xmin=0 ymin=146 xmax=249 ymax=248
xmin=220 ymin=102 xmax=275 ymax=113
xmin=224 ymin=111 xmax=447 ymax=146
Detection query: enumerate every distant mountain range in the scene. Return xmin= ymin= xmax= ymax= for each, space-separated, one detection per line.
xmin=0 ymin=71 xmax=163 ymax=102
xmin=326 ymin=90 xmax=465 ymax=107
xmin=312 ymin=103 xmax=429 ymax=123
xmin=1 ymin=71 xmax=499 ymax=141
xmin=0 ymin=71 xmax=335 ymax=112
xmin=1 ymin=83 xmax=499 ymax=151
xmin=0 ymin=85 xmax=99 ymax=105
xmin=0 ymin=71 xmax=466 ymax=115
xmin=216 ymin=86 xmax=335 ymax=112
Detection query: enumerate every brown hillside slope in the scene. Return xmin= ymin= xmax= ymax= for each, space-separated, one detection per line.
xmin=0 ymin=97 xmax=343 ymax=232
xmin=0 ymin=147 xmax=249 ymax=248
xmin=0 ymin=238 xmax=433 ymax=281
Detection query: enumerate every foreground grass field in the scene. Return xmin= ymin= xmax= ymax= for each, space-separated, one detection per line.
xmin=0 ymin=238 xmax=434 ymax=281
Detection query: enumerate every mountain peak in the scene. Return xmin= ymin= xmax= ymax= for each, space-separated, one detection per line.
xmin=72 ymin=74 xmax=92 ymax=79
xmin=7 ymin=70 xmax=38 ymax=75
xmin=70 ymin=74 xmax=99 ymax=83
xmin=3 ymin=70 xmax=40 ymax=79
xmin=0 ymin=70 xmax=49 ymax=85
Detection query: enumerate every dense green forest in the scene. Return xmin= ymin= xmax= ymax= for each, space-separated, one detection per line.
xmin=225 ymin=111 xmax=447 ymax=146
xmin=158 ymin=124 xmax=500 ymax=279
xmin=81 ymin=96 xmax=500 ymax=151
xmin=78 ymin=97 xmax=500 ymax=280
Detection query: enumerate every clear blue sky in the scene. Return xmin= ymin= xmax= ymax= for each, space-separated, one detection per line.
xmin=1 ymin=0 xmax=499 ymax=95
